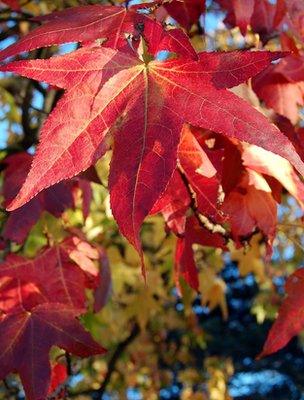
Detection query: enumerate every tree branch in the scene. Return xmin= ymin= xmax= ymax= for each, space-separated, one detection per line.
xmin=69 ymin=323 xmax=140 ymax=397
xmin=97 ymin=323 xmax=140 ymax=396
xmin=177 ymin=166 xmax=229 ymax=240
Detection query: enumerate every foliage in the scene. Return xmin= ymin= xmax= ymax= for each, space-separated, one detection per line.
xmin=0 ymin=0 xmax=304 ymax=399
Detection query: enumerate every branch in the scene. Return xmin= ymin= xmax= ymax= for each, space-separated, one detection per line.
xmin=65 ymin=352 xmax=72 ymax=376
xmin=0 ymin=16 xmax=31 ymax=22
xmin=69 ymin=323 xmax=140 ymax=397
xmin=177 ymin=166 xmax=229 ymax=240
xmin=98 ymin=323 xmax=140 ymax=396
xmin=2 ymin=378 xmax=18 ymax=397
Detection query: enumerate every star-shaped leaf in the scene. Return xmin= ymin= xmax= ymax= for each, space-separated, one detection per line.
xmin=1 ymin=37 xmax=302 ymax=265
xmin=0 ymin=239 xmax=103 ymax=309
xmin=0 ymin=4 xmax=196 ymax=62
xmin=0 ymin=303 xmax=105 ymax=400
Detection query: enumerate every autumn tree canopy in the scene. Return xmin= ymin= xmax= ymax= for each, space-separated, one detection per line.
xmin=0 ymin=0 xmax=304 ymax=399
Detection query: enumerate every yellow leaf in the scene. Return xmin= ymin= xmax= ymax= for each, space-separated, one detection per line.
xmin=230 ymin=234 xmax=266 ymax=283
xmin=199 ymin=267 xmax=228 ymax=320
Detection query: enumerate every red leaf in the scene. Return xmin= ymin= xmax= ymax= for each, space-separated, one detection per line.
xmin=0 ymin=5 xmax=135 ymax=59
xmin=252 ymin=53 xmax=304 ymax=124
xmin=0 ymin=303 xmax=105 ymax=400
xmin=2 ymin=153 xmax=30 ymax=203
xmin=63 ymin=236 xmax=111 ymax=309
xmin=0 ymin=251 xmax=85 ymax=309
xmin=0 ymin=239 xmax=104 ymax=309
xmin=2 ymin=153 xmax=99 ymax=244
xmin=251 ymin=0 xmax=280 ymax=39
xmin=175 ymin=216 xmax=227 ymax=291
xmin=150 ymin=170 xmax=191 ymax=235
xmin=197 ymin=51 xmax=284 ymax=89
xmin=0 ymin=277 xmax=46 ymax=314
xmin=222 ymin=173 xmax=277 ymax=243
xmin=217 ymin=0 xmax=255 ymax=35
xmin=221 ymin=139 xmax=244 ymax=195
xmin=2 ymin=153 xmax=74 ymax=244
xmin=286 ymin=0 xmax=304 ymax=42
xmin=276 ymin=116 xmax=304 ymax=163
xmin=232 ymin=0 xmax=255 ymax=35
xmin=3 ymin=200 xmax=42 ymax=245
xmin=259 ymin=268 xmax=304 ymax=358
xmin=0 ymin=0 xmax=20 ymax=10
xmin=48 ymin=362 xmax=67 ymax=396
xmin=1 ymin=25 xmax=302 ymax=265
xmin=178 ymin=126 xmax=221 ymax=219
xmin=0 ymin=5 xmax=196 ymax=62
xmin=274 ymin=0 xmax=287 ymax=28
xmin=175 ymin=236 xmax=199 ymax=291
xmin=218 ymin=0 xmax=286 ymax=39
xmin=93 ymin=248 xmax=112 ymax=313
xmin=164 ymin=0 xmax=205 ymax=30
xmin=62 ymin=236 xmax=100 ymax=287
xmin=242 ymin=144 xmax=304 ymax=208
xmin=73 ymin=178 xmax=93 ymax=221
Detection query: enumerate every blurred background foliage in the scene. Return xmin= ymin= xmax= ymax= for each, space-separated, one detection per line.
xmin=0 ymin=0 xmax=304 ymax=399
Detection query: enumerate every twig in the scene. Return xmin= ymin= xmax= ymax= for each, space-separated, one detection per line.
xmin=69 ymin=323 xmax=140 ymax=397
xmin=3 ymin=378 xmax=18 ymax=396
xmin=97 ymin=323 xmax=140 ymax=396
xmin=66 ymin=352 xmax=73 ymax=376
xmin=278 ymin=222 xmax=304 ymax=229
xmin=177 ymin=166 xmax=228 ymax=240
